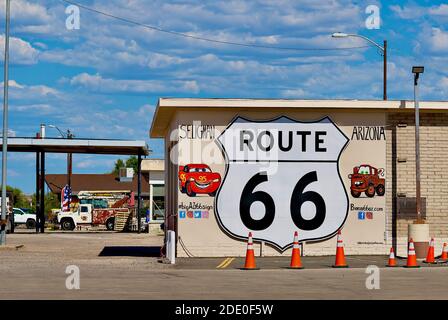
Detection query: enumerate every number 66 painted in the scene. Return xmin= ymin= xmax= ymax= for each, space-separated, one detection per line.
xmin=215 ymin=116 xmax=349 ymax=251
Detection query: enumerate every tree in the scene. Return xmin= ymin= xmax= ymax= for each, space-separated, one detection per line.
xmin=125 ymin=156 xmax=138 ymax=174
xmin=112 ymin=158 xmax=125 ymax=175
xmin=30 ymin=192 xmax=61 ymax=218
xmin=112 ymin=156 xmax=138 ymax=176
xmin=4 ymin=186 xmax=61 ymax=216
xmin=5 ymin=186 xmax=31 ymax=209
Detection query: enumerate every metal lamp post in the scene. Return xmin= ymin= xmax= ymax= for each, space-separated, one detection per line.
xmin=1 ymin=0 xmax=11 ymax=245
xmin=332 ymin=32 xmax=387 ymax=100
xmin=412 ymin=66 xmax=424 ymax=223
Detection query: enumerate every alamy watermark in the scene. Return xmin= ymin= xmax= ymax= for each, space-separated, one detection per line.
xmin=365 ymin=265 xmax=380 ymax=290
xmin=65 ymin=5 xmax=80 ymax=30
xmin=365 ymin=5 xmax=380 ymax=30
xmin=65 ymin=265 xmax=80 ymax=290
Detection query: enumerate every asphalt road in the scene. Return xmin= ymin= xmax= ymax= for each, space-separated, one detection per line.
xmin=1 ymin=232 xmax=447 ymax=299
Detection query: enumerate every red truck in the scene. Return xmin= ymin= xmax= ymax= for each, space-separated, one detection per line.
xmin=57 ymin=192 xmax=134 ymax=230
xmin=348 ymin=164 xmax=385 ymax=198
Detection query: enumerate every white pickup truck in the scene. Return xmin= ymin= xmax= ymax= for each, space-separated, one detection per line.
xmin=57 ymin=203 xmax=129 ymax=231
xmin=12 ymin=208 xmax=36 ymax=229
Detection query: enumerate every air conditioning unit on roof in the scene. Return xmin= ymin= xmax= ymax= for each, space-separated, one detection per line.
xmin=119 ymin=167 xmax=134 ymax=182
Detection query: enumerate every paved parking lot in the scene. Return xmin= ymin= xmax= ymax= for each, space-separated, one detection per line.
xmin=176 ymin=255 xmax=448 ymax=270
xmin=1 ymin=232 xmax=447 ymax=299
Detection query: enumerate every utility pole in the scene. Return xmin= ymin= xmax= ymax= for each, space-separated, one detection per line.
xmin=1 ymin=0 xmax=11 ymax=245
xmin=48 ymin=125 xmax=74 ymax=210
xmin=412 ymin=66 xmax=424 ymax=222
xmin=67 ymin=129 xmax=73 ymax=209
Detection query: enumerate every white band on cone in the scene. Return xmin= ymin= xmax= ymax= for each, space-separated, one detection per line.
xmin=408 ymin=242 xmax=416 ymax=255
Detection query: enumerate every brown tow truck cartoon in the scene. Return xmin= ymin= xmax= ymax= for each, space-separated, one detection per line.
xmin=348 ymin=164 xmax=385 ymax=198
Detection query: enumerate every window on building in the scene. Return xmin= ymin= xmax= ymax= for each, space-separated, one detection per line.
xmin=151 ymin=184 xmax=165 ymax=221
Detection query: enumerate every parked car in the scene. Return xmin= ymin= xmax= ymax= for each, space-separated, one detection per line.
xmin=12 ymin=208 xmax=36 ymax=229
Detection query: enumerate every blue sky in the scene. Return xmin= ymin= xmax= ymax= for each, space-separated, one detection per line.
xmin=1 ymin=0 xmax=447 ymax=193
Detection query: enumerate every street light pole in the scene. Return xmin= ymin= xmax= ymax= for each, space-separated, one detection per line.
xmin=412 ymin=66 xmax=424 ymax=222
xmin=331 ymin=32 xmax=387 ymax=100
xmin=1 ymin=0 xmax=11 ymax=245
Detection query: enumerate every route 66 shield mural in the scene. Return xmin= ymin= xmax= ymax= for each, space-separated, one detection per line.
xmin=215 ymin=116 xmax=349 ymax=251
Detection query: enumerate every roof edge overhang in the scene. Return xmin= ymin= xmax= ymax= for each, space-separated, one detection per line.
xmin=1 ymin=138 xmax=149 ymax=155
xmin=149 ymin=98 xmax=448 ymax=138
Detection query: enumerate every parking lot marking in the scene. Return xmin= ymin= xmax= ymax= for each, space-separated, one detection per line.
xmin=221 ymin=257 xmax=235 ymax=269
xmin=216 ymin=257 xmax=231 ymax=269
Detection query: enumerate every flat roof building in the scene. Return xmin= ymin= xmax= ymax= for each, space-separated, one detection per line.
xmin=150 ymin=98 xmax=448 ymax=258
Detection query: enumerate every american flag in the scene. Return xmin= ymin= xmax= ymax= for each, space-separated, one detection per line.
xmin=61 ymin=185 xmax=72 ymax=212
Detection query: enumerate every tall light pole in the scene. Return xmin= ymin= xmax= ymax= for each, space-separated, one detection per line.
xmin=1 ymin=0 xmax=11 ymax=245
xmin=412 ymin=66 xmax=424 ymax=223
xmin=332 ymin=32 xmax=387 ymax=100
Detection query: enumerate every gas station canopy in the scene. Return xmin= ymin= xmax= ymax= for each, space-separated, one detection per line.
xmin=0 ymin=137 xmax=150 ymax=234
xmin=0 ymin=137 xmax=149 ymax=155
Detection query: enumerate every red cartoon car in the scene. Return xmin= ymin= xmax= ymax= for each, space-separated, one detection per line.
xmin=178 ymin=164 xmax=221 ymax=197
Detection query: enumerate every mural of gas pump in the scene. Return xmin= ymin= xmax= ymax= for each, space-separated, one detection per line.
xmin=348 ymin=164 xmax=385 ymax=198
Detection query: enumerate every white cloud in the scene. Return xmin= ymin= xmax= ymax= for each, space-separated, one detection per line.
xmin=76 ymin=159 xmax=115 ymax=169
xmin=429 ymin=4 xmax=448 ymax=17
xmin=137 ymin=104 xmax=155 ymax=117
xmin=8 ymin=80 xmax=24 ymax=89
xmin=426 ymin=28 xmax=448 ymax=53
xmin=390 ymin=4 xmax=426 ymax=19
xmin=147 ymin=53 xmax=185 ymax=69
xmin=0 ymin=36 xmax=40 ymax=65
xmin=281 ymin=88 xmax=307 ymax=98
xmin=11 ymin=103 xmax=56 ymax=114
xmin=0 ymin=80 xmax=60 ymax=101
xmin=38 ymin=0 xmax=365 ymax=71
xmin=33 ymin=42 xmax=48 ymax=50
xmin=69 ymin=73 xmax=200 ymax=94
xmin=0 ymin=0 xmax=50 ymax=23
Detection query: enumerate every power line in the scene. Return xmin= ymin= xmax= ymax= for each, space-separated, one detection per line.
xmin=61 ymin=0 xmax=372 ymax=52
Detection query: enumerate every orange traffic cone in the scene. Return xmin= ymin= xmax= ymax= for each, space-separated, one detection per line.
xmin=404 ymin=238 xmax=420 ymax=268
xmin=440 ymin=243 xmax=448 ymax=262
xmin=332 ymin=230 xmax=348 ymax=268
xmin=288 ymin=231 xmax=303 ymax=269
xmin=386 ymin=247 xmax=397 ymax=267
xmin=424 ymin=238 xmax=436 ymax=264
xmin=242 ymin=232 xmax=259 ymax=270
